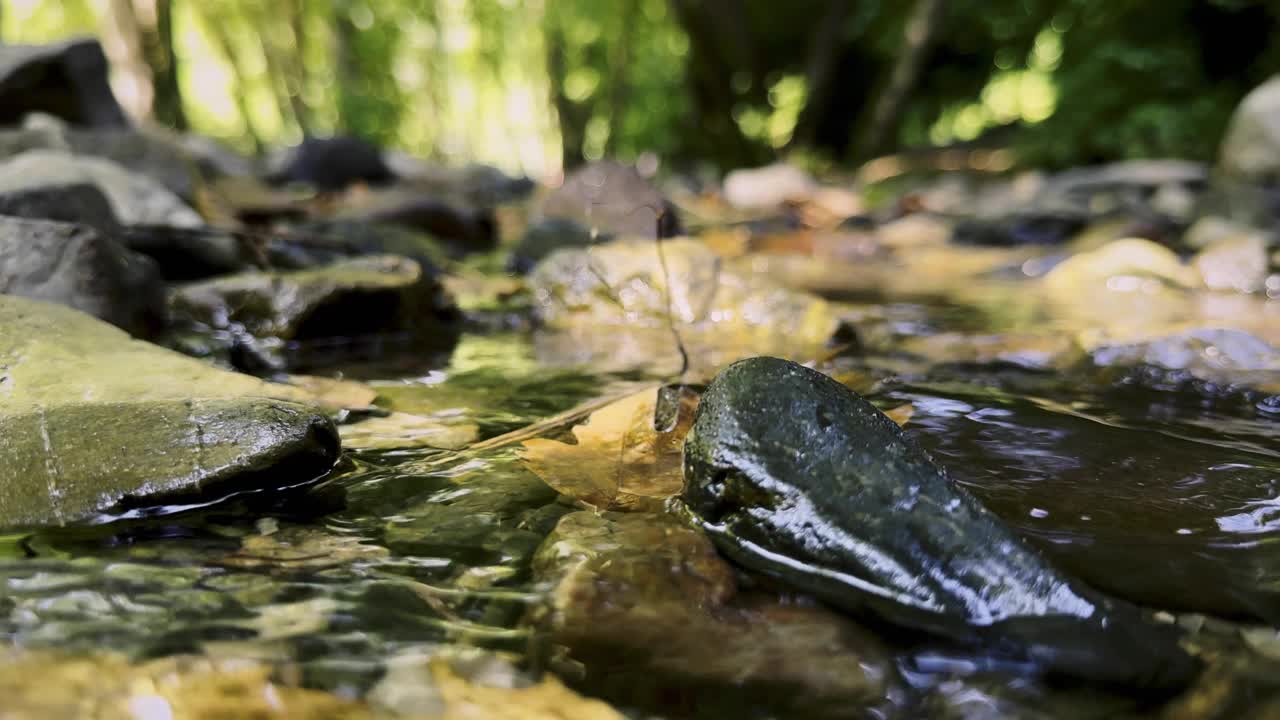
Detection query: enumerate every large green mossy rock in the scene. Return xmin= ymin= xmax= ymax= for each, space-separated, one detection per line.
xmin=0 ymin=399 xmax=336 ymax=527
xmin=0 ymin=295 xmax=340 ymax=528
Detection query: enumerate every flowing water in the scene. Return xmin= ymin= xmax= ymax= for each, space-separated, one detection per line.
xmin=4 ymin=307 xmax=1280 ymax=718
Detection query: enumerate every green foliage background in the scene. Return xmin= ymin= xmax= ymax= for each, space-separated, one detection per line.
xmin=2 ymin=0 xmax=1276 ymax=177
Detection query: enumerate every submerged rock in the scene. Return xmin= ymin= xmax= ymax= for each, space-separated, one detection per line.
xmin=529 ymin=238 xmax=841 ymax=373
xmin=0 ymin=39 xmax=127 ymax=127
xmin=1192 ymin=232 xmax=1269 ymax=294
xmin=265 ymin=219 xmax=450 ymax=271
xmin=540 ymin=160 xmax=679 ymax=239
xmin=1043 ymin=237 xmax=1199 ymax=293
xmin=509 ymin=217 xmax=595 ymax=273
xmin=723 ymin=163 xmax=818 ymax=210
xmin=0 ymin=296 xmax=340 ymax=527
xmin=681 ymin=357 xmax=1198 ymax=690
xmin=531 ymin=511 xmax=892 ymax=716
xmin=0 ymin=216 xmax=166 ymax=337
xmin=1085 ymin=328 xmax=1280 ymax=374
xmin=170 ymin=255 xmax=458 ymax=372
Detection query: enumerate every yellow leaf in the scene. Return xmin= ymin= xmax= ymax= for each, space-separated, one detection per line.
xmin=883 ymin=402 xmax=914 ymax=427
xmin=519 ymin=387 xmax=698 ymax=511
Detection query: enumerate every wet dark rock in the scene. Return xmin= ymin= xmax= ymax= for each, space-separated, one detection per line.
xmin=169 ymin=255 xmax=458 ymax=372
xmin=383 ymin=155 xmax=535 ymax=205
xmin=0 ymin=181 xmax=118 ymax=230
xmin=0 ymin=398 xmax=338 ymax=529
xmin=115 ymin=225 xmax=247 ymax=282
xmin=0 ymin=216 xmax=166 ymax=337
xmin=268 ymin=135 xmax=395 ymax=192
xmin=351 ymin=198 xmax=497 ymax=255
xmin=682 ymin=356 xmax=1198 ymax=690
xmin=539 ymin=160 xmax=680 ymax=239
xmin=508 ymin=217 xmax=594 ymax=273
xmin=0 ymin=295 xmax=340 ymax=529
xmin=0 ymin=158 xmax=242 ymax=282
xmin=266 ymin=220 xmax=451 ymax=271
xmin=0 ymin=39 xmax=127 ymax=127
xmin=383 ymin=468 xmax=568 ymax=579
xmin=0 ymin=149 xmax=204 ymax=227
xmin=952 ymin=211 xmax=1088 ymax=247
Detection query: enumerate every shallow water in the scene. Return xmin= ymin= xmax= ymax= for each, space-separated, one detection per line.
xmin=4 ymin=311 xmax=1280 ymax=718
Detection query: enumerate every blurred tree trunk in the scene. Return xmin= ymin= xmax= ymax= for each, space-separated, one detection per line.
xmin=604 ymin=0 xmax=641 ymax=156
xmin=195 ymin=1 xmax=263 ymax=152
xmin=789 ymin=0 xmax=853 ymax=151
xmin=334 ymin=2 xmax=357 ymax=135
xmin=136 ymin=0 xmax=186 ymax=129
xmin=545 ymin=19 xmax=586 ymax=168
xmin=287 ymin=0 xmax=313 ymax=131
xmin=855 ymin=0 xmax=947 ymax=160
xmin=261 ymin=0 xmax=310 ymax=134
xmin=668 ymin=0 xmax=768 ymax=168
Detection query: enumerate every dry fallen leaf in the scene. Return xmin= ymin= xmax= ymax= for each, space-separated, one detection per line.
xmin=519 ymin=386 xmax=698 ymax=511
xmin=430 ymin=660 xmax=626 ymax=720
xmin=883 ymin=402 xmax=914 ymax=427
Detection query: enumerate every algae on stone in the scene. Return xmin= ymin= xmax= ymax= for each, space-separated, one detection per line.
xmin=0 ymin=296 xmax=341 ymax=527
xmin=530 ymin=511 xmax=893 ymax=715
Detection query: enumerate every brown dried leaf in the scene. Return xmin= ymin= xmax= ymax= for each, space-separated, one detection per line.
xmin=519 ymin=387 xmax=698 ymax=511
xmin=883 ymin=402 xmax=915 ymax=427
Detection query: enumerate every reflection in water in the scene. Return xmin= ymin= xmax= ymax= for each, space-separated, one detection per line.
xmin=897 ymin=381 xmax=1280 ymax=620
xmin=2 ymin=319 xmax=1279 ymax=717
xmin=1216 ymin=497 xmax=1280 ymax=536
